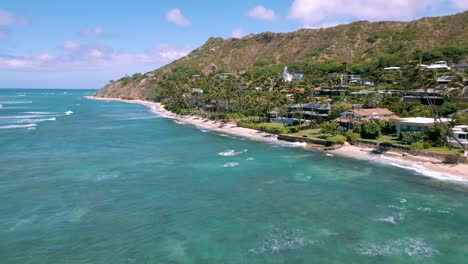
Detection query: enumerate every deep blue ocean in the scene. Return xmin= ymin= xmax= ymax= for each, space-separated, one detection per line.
xmin=0 ymin=89 xmax=467 ymax=263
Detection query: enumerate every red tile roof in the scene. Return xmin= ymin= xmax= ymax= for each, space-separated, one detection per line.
xmin=280 ymin=88 xmax=305 ymax=93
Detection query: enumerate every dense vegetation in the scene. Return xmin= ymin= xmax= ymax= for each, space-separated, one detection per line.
xmin=95 ymin=11 xmax=468 ymax=154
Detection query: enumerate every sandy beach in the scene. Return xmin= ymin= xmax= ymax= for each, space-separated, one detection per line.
xmin=87 ymin=96 xmax=468 ymax=181
xmin=86 ymin=96 xmax=278 ymax=143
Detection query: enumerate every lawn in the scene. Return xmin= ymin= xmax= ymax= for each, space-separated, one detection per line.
xmin=366 ymin=136 xmax=405 ymax=145
xmin=290 ymin=128 xmax=324 ymax=138
xmin=426 ymin=147 xmax=464 ymax=155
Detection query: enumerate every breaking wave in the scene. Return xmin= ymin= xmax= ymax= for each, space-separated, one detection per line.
xmin=223 ymin=162 xmax=240 ymax=168
xmin=65 ymin=111 xmax=74 ymax=116
xmin=389 ymin=163 xmax=468 ymax=183
xmin=356 ymin=238 xmax=439 ymax=258
xmin=0 ymin=124 xmax=37 ymax=129
xmin=218 ymin=149 xmax=248 ymax=157
xmin=17 ymin=117 xmax=56 ymax=123
xmin=249 ymin=229 xmax=317 ymax=255
xmin=0 ymin=101 xmax=32 ymax=104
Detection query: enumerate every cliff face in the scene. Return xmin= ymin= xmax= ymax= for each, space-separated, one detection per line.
xmin=95 ymin=11 xmax=468 ymax=99
xmin=94 ymin=77 xmax=158 ymax=100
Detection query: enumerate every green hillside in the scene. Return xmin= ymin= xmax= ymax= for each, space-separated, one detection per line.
xmin=95 ymin=11 xmax=468 ymax=99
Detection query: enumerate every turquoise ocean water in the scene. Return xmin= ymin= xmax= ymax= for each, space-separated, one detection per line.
xmin=0 ymin=89 xmax=467 ymax=263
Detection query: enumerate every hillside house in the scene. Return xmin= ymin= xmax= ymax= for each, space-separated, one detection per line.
xmin=394 ymin=117 xmax=451 ymax=137
xmin=336 ymin=108 xmax=398 ymax=130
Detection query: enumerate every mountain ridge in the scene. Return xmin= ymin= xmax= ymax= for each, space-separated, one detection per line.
xmin=95 ymin=11 xmax=468 ymax=99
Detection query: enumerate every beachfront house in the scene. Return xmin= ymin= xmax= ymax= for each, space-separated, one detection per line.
xmin=287 ymin=103 xmax=331 ymax=120
xmin=336 ymin=108 xmax=398 ymax=130
xmin=394 ymin=117 xmax=451 ymax=138
xmin=447 ymin=125 xmax=468 ymax=149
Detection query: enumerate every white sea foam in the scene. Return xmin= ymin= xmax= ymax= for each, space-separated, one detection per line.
xmin=24 ymin=111 xmax=56 ymax=115
xmin=275 ymin=141 xmax=307 ymax=148
xmin=0 ymin=124 xmax=37 ymax=129
xmin=65 ymin=110 xmax=74 ymax=116
xmin=399 ymin=198 xmax=407 ymax=204
xmin=218 ymin=149 xmax=248 ymax=157
xmin=417 ymin=207 xmax=432 ymax=213
xmin=0 ymin=101 xmax=32 ymax=104
xmin=377 ymin=216 xmax=397 ymax=224
xmin=326 ymin=153 xmax=334 ymax=157
xmin=246 ymin=157 xmax=255 ymax=161
xmin=0 ymin=115 xmax=40 ymax=119
xmin=223 ymin=162 xmax=240 ymax=168
xmin=95 ymin=172 xmax=121 ymax=181
xmin=8 ymin=215 xmax=37 ymax=232
xmin=16 ymin=117 xmax=56 ymax=123
xmin=389 ymin=162 xmax=468 ymax=183
xmin=357 ymin=238 xmax=439 ymax=258
xmin=0 ymin=104 xmax=2 ymax=108
xmin=249 ymin=229 xmax=317 ymax=255
xmin=173 ymin=120 xmax=188 ymax=125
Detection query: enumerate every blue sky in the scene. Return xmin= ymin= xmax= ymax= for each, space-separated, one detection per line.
xmin=0 ymin=0 xmax=466 ymax=89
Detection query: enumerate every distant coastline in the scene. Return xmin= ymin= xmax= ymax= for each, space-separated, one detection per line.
xmin=86 ymin=96 xmax=468 ymax=182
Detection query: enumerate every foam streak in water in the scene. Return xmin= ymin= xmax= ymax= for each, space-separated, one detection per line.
xmin=0 ymin=124 xmax=37 ymax=129
xmin=218 ymin=149 xmax=248 ymax=157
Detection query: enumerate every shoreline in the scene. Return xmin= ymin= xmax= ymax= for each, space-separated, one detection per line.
xmin=86 ymin=96 xmax=468 ymax=181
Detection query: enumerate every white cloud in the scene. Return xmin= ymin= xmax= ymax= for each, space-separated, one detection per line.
xmin=246 ymin=5 xmax=277 ymax=21
xmin=166 ymin=8 xmax=192 ymax=27
xmin=288 ymin=0 xmax=441 ymax=26
xmin=0 ymin=9 xmax=19 ymax=26
xmin=0 ymin=9 xmax=29 ymax=28
xmin=451 ymin=0 xmax=468 ymax=9
xmin=150 ymin=44 xmax=192 ymax=62
xmin=231 ymin=28 xmax=247 ymax=38
xmin=63 ymin=41 xmax=81 ymax=51
xmin=80 ymin=26 xmax=103 ymax=37
xmin=0 ymin=44 xmax=192 ymax=71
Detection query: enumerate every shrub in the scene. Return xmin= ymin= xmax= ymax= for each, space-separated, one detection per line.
xmin=321 ymin=121 xmax=341 ymax=136
xmin=345 ymin=131 xmax=360 ymax=142
xmin=288 ymin=127 xmax=299 ymax=133
xmin=361 ymin=121 xmax=381 ymax=139
xmin=379 ymin=119 xmax=396 ymax=135
xmin=426 ymin=125 xmax=445 ymax=147
xmin=400 ymin=131 xmax=426 ymax=144
xmin=326 ymin=135 xmax=346 ymax=144
xmin=410 ymin=141 xmax=426 ymax=150
xmin=178 ymin=109 xmax=190 ymax=116
xmin=318 ymin=134 xmax=332 ymax=139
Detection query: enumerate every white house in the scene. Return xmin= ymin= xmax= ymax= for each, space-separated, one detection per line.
xmin=447 ymin=125 xmax=468 ymax=149
xmin=283 ymin=67 xmax=293 ymax=82
xmin=384 ymin=66 xmax=401 ymax=71
xmin=394 ymin=117 xmax=451 ymax=138
xmin=423 ymin=61 xmax=451 ymax=70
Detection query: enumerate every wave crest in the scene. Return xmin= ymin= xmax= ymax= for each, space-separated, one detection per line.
xmin=218 ymin=149 xmax=247 ymax=157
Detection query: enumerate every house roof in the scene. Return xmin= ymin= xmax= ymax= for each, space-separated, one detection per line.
xmin=280 ymin=88 xmax=305 ymax=93
xmin=350 ymin=108 xmax=395 ymax=116
xmin=394 ymin=117 xmax=451 ymax=125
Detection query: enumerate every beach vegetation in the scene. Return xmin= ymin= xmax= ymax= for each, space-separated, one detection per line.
xmin=345 ymin=131 xmax=360 ymax=142
xmin=400 ymin=131 xmax=426 ymax=144
xmin=321 ymin=121 xmax=341 ymax=136
xmin=410 ymin=141 xmax=430 ymax=150
xmin=326 ymin=135 xmax=346 ymax=144
xmin=360 ymin=121 xmax=381 ymax=139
